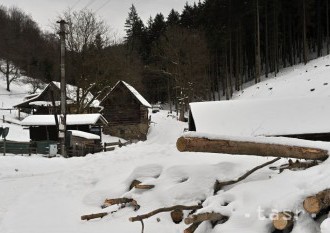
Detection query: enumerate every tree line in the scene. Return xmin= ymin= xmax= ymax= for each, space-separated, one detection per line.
xmin=0 ymin=0 xmax=329 ymax=113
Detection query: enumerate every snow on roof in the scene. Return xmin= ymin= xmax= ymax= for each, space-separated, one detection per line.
xmin=121 ymin=81 xmax=151 ymax=108
xmin=102 ymin=81 xmax=151 ymax=108
xmin=51 ymin=81 xmax=100 ymax=107
xmin=15 ymin=82 xmax=99 ymax=108
xmin=190 ymin=96 xmax=330 ymax=137
xmin=21 ymin=113 xmax=108 ymax=126
xmin=68 ymin=130 xmax=100 ymax=140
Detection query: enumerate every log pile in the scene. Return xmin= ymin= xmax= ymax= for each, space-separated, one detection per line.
xmin=272 ymin=211 xmax=294 ymax=230
xmin=176 ymin=137 xmax=328 ymax=160
xmin=303 ymin=189 xmax=330 ymax=214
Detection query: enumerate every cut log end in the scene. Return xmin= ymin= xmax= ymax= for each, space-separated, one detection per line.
xmin=177 ymin=137 xmax=188 ymax=152
xmin=171 ymin=209 xmax=183 ymax=224
xmin=304 ymin=196 xmax=322 ymax=214
xmin=272 ymin=212 xmax=294 ymax=230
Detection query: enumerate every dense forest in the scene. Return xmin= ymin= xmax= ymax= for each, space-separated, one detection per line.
xmin=0 ymin=0 xmax=329 ymax=114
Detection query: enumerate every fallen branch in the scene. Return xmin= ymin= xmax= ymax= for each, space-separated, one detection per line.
xmin=129 ymin=204 xmax=202 ymax=222
xmin=184 ymin=212 xmax=226 ymax=225
xmin=269 ymin=159 xmax=319 ymax=173
xmin=272 ymin=211 xmax=294 ymax=230
xmin=184 ymin=222 xmax=201 ymax=233
xmin=102 ymin=197 xmax=134 ymax=209
xmin=176 ymin=137 xmax=328 ymax=160
xmin=214 ymin=157 xmax=280 ymax=193
xmin=129 ymin=179 xmax=142 ymax=190
xmin=303 ymin=189 xmax=330 ymax=214
xmin=134 ymin=184 xmax=155 ymax=190
xmin=81 ymin=212 xmax=108 ymax=221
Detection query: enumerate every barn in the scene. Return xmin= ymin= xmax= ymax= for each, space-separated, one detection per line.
xmin=100 ymin=80 xmax=151 ymax=141
xmin=188 ymin=96 xmax=330 ymax=141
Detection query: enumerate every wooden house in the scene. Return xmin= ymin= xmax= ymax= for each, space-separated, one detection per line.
xmin=100 ymin=81 xmax=151 ymax=141
xmin=14 ymin=81 xmax=100 ymax=117
xmin=188 ymin=97 xmax=330 ymax=141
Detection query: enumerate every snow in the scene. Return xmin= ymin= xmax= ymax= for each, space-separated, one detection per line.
xmin=68 ymin=130 xmax=100 ymax=140
xmin=190 ymin=96 xmax=330 ymax=136
xmin=2 ymin=55 xmax=330 ymax=233
xmin=21 ymin=114 xmax=108 ymax=126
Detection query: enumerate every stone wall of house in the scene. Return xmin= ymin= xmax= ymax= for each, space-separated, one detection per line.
xmin=103 ymin=123 xmax=149 ymax=141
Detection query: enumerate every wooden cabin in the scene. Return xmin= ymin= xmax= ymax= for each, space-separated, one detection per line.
xmin=14 ymin=81 xmax=100 ymax=117
xmin=100 ymin=81 xmax=151 ymax=141
xmin=188 ymin=97 xmax=330 ymax=141
xmin=21 ymin=114 xmax=108 ymax=155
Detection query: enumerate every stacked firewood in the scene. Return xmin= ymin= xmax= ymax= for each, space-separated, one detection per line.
xmin=80 ymin=136 xmax=328 ymax=233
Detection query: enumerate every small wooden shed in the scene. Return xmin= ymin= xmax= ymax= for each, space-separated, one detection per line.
xmin=100 ymin=80 xmax=151 ymax=141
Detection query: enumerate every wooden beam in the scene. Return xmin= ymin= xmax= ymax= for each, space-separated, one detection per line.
xmin=177 ymin=137 xmax=328 ymax=160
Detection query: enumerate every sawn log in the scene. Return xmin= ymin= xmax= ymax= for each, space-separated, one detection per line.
xmin=303 ymin=189 xmax=330 ymax=214
xmin=177 ymin=137 xmax=328 ymax=160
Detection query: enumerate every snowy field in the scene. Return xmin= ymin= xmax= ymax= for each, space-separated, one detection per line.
xmin=1 ymin=55 xmax=330 ymax=233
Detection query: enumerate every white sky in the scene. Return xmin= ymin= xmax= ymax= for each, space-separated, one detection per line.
xmin=0 ymin=0 xmax=195 ymax=40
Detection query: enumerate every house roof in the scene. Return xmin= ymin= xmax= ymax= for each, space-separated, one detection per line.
xmin=189 ymin=96 xmax=330 ymax=137
xmin=14 ymin=81 xmax=100 ymax=108
xmin=21 ymin=113 xmax=108 ymax=126
xmin=101 ymin=80 xmax=151 ymax=108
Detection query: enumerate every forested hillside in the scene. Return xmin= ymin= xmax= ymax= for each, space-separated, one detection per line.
xmin=0 ymin=0 xmax=329 ymax=107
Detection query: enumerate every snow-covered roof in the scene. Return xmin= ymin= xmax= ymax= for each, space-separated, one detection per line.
xmin=121 ymin=81 xmax=151 ymax=108
xmin=101 ymin=81 xmax=151 ymax=108
xmin=68 ymin=130 xmax=100 ymax=140
xmin=190 ymin=96 xmax=330 ymax=137
xmin=51 ymin=81 xmax=100 ymax=108
xmin=14 ymin=81 xmax=99 ymax=108
xmin=21 ymin=113 xmax=108 ymax=126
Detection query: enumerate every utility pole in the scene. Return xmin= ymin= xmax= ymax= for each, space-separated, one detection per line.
xmin=57 ymin=19 xmax=67 ymax=157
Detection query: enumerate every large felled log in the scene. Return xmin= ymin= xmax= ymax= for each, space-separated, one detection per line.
xmin=303 ymin=189 xmax=330 ymax=214
xmin=184 ymin=212 xmax=226 ymax=225
xmin=177 ymin=137 xmax=328 ymax=160
xmin=214 ymin=157 xmax=280 ymax=193
xmin=81 ymin=212 xmax=108 ymax=221
xmin=129 ymin=204 xmax=202 ymax=222
xmin=272 ymin=212 xmax=294 ymax=230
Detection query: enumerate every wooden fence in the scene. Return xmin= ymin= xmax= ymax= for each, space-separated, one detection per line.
xmin=103 ymin=140 xmax=130 ymax=152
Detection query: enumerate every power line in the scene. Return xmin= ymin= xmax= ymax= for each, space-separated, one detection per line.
xmin=70 ymin=0 xmax=83 ymax=10
xmin=94 ymin=0 xmax=112 ymax=13
xmin=83 ymin=0 xmax=97 ymax=10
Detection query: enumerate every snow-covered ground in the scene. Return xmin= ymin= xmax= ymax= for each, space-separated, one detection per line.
xmin=1 ymin=55 xmax=330 ymax=233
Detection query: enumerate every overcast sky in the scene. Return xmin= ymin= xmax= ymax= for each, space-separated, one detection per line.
xmin=1 ymin=0 xmax=195 ymax=39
